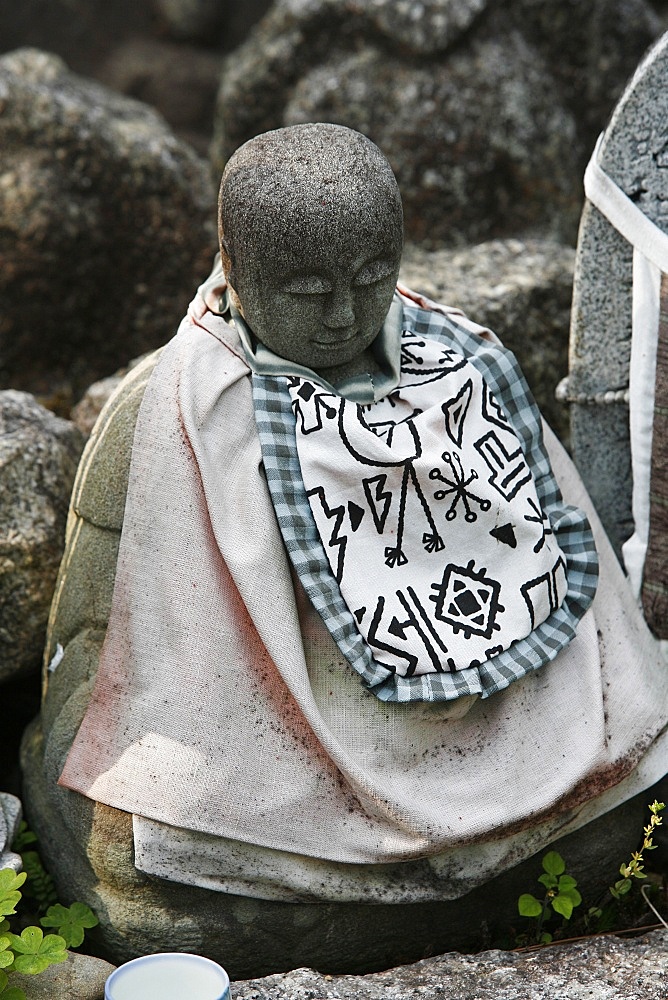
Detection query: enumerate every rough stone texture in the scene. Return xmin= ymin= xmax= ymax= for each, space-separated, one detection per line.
xmin=152 ymin=0 xmax=272 ymax=47
xmin=232 ymin=931 xmax=668 ymax=999
xmin=8 ymin=952 xmax=115 ymax=1000
xmin=70 ymin=354 xmax=152 ymax=438
xmin=401 ymin=239 xmax=575 ymax=441
xmin=569 ymin=32 xmax=668 ymax=558
xmin=0 ymin=391 xmax=84 ymax=682
xmin=212 ymin=0 xmax=660 ymax=247
xmin=0 ymin=48 xmax=217 ymax=408
xmin=220 ymin=124 xmax=402 ymax=379
xmin=20 ymin=352 xmax=667 ymax=977
xmin=98 ymin=39 xmax=224 ymax=156
xmin=0 ymin=793 xmax=22 ymax=872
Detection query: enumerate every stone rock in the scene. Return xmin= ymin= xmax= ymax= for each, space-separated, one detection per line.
xmin=8 ymin=952 xmax=115 ymax=1000
xmin=20 ymin=352 xmax=666 ymax=977
xmin=0 ymin=391 xmax=84 ymax=683
xmin=212 ymin=0 xmax=660 ymax=247
xmin=70 ymin=353 xmax=154 ymax=437
xmin=400 ymin=239 xmax=575 ymax=441
xmin=0 ymin=48 xmax=217 ymax=407
xmin=569 ymin=32 xmax=668 ymax=558
xmin=98 ymin=39 xmax=224 ymax=156
xmin=232 ymin=930 xmax=668 ymax=999
xmin=152 ymin=0 xmax=225 ymax=39
xmin=0 ymin=793 xmax=22 ymax=872
xmin=0 ymin=0 xmax=153 ymax=80
xmin=151 ymin=0 xmax=272 ymax=47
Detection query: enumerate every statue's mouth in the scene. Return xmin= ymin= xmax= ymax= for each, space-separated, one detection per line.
xmin=314 ymin=329 xmax=358 ymax=346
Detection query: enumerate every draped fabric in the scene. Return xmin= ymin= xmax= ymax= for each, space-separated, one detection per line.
xmin=585 ymin=133 xmax=668 ymax=635
xmin=58 ymin=271 xmax=668 ymax=893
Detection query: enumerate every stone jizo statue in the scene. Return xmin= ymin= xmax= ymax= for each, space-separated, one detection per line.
xmin=23 ymin=124 xmax=668 ymax=977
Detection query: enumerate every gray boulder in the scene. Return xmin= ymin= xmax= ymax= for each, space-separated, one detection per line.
xmin=151 ymin=0 xmax=272 ymax=47
xmin=8 ymin=953 xmax=115 ymax=1000
xmin=212 ymin=0 xmax=660 ymax=246
xmin=0 ymin=0 xmax=152 ymax=79
xmin=98 ymin=39 xmax=224 ymax=156
xmin=569 ymin=32 xmax=668 ymax=559
xmin=0 ymin=793 xmax=22 ymax=872
xmin=0 ymin=391 xmax=84 ymax=683
xmin=233 ymin=930 xmax=668 ymax=999
xmin=0 ymin=48 xmax=217 ymax=407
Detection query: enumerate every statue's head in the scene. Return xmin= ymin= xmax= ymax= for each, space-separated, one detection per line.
xmin=218 ymin=123 xmax=403 ymax=377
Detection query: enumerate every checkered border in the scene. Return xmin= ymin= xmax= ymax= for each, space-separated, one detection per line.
xmin=252 ymin=303 xmax=599 ymax=703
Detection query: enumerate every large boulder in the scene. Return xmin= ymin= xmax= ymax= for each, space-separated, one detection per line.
xmin=151 ymin=0 xmax=272 ymax=47
xmin=98 ymin=39 xmax=224 ymax=156
xmin=0 ymin=0 xmax=153 ymax=79
xmin=0 ymin=793 xmax=22 ymax=872
xmin=0 ymin=49 xmax=217 ymax=407
xmin=212 ymin=0 xmax=660 ymax=246
xmin=0 ymin=391 xmax=84 ymax=683
xmin=232 ymin=930 xmax=668 ymax=999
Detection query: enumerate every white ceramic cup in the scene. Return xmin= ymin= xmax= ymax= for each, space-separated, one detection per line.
xmin=104 ymin=952 xmax=230 ymax=1000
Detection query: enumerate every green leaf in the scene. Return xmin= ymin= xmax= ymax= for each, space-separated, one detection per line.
xmin=0 ymin=872 xmax=26 ymax=919
xmin=40 ymin=903 xmax=98 ymax=949
xmin=559 ymin=887 xmax=582 ymax=908
xmin=518 ymin=893 xmax=543 ymax=917
xmin=0 ymin=971 xmax=6 ymax=992
xmin=557 ymin=875 xmax=578 ymax=892
xmin=538 ymin=873 xmax=558 ymax=890
xmin=2 ymin=988 xmax=27 ymax=1000
xmin=615 ymin=878 xmax=632 ymax=897
xmin=5 ymin=929 xmax=67 ymax=975
xmin=0 ymin=923 xmax=8 ymax=936
xmin=551 ymin=894 xmax=574 ymax=919
xmin=539 ymin=932 xmax=553 ymax=944
xmin=0 ymin=875 xmax=25 ymax=895
xmin=542 ymin=851 xmax=566 ymax=876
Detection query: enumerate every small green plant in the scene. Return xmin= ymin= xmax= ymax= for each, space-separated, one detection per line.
xmin=609 ymin=799 xmax=664 ymax=900
xmin=0 ymin=869 xmax=68 ymax=999
xmin=516 ymin=800 xmax=666 ymax=947
xmin=40 ymin=903 xmax=99 ymax=949
xmin=517 ymin=850 xmax=582 ymax=943
xmin=0 ymin=823 xmax=99 ymax=999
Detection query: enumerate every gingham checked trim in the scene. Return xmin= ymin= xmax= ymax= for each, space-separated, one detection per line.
xmin=253 ymin=302 xmax=599 ymax=703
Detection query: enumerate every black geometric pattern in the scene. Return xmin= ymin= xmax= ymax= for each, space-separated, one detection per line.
xmin=429 ymin=560 xmax=504 ymax=640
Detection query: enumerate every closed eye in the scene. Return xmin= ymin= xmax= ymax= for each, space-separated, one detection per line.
xmin=281 ymin=275 xmax=332 ymax=294
xmin=354 ymin=259 xmax=396 ymax=287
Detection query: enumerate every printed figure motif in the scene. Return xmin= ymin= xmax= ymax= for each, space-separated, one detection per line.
xmin=281 ymin=330 xmax=569 ymax=676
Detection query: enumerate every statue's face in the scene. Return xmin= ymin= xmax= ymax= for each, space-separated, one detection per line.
xmin=231 ymin=215 xmax=401 ymax=373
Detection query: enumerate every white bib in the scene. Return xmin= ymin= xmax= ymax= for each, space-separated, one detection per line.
xmin=288 ymin=332 xmax=568 ymax=677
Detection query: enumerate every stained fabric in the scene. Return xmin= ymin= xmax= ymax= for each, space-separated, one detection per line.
xmin=58 ymin=269 xmax=668 ymax=874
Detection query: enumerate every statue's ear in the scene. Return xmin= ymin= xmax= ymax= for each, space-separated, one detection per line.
xmin=219 ymin=237 xmax=236 ymax=284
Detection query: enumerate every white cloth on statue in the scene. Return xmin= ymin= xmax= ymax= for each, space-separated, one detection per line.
xmin=584 ymin=133 xmax=668 ymax=597
xmin=58 ymin=276 xmax=668 ymax=899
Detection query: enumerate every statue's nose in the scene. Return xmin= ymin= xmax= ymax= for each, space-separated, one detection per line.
xmin=324 ymin=283 xmax=355 ymax=328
